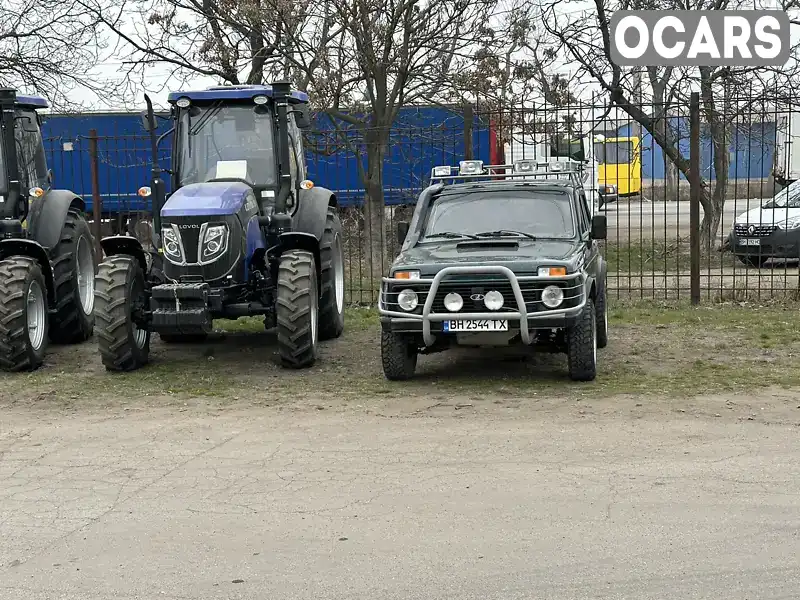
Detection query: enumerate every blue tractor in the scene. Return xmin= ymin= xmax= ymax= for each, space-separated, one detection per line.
xmin=0 ymin=89 xmax=96 ymax=371
xmin=94 ymin=82 xmax=345 ymax=370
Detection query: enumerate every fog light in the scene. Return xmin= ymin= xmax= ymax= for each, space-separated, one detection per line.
xmin=542 ymin=285 xmax=564 ymax=308
xmin=397 ymin=289 xmax=418 ymax=311
xmin=484 ymin=290 xmax=504 ymax=310
xmin=443 ymin=292 xmax=463 ymax=312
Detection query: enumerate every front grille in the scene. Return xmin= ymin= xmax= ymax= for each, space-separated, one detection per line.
xmin=734 ymin=224 xmax=777 ymax=237
xmin=383 ymin=275 xmax=583 ymax=315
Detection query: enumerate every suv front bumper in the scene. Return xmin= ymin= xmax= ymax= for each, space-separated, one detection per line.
xmin=378 ymin=265 xmax=587 ymax=346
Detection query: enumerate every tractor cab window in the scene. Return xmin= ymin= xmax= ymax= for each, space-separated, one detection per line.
xmin=176 ymin=103 xmax=276 ymax=187
xmin=14 ymin=109 xmax=49 ymax=191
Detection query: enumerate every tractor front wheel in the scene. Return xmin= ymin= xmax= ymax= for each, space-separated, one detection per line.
xmin=276 ymin=249 xmax=319 ymax=368
xmin=0 ymin=257 xmax=49 ymax=372
xmin=95 ymin=255 xmax=151 ymax=371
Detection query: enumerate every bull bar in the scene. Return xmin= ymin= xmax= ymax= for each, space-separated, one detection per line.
xmin=378 ymin=265 xmax=587 ymax=347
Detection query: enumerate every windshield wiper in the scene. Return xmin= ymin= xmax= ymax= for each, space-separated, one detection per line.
xmin=189 ymin=100 xmax=224 ymax=136
xmin=474 ymin=230 xmax=537 ymax=240
xmin=424 ymin=231 xmax=479 ymax=240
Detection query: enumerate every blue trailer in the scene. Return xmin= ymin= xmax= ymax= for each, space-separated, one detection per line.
xmin=41 ymin=106 xmax=490 ymax=216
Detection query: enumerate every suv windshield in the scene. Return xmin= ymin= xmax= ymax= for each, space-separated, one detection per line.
xmin=763 ymin=179 xmax=800 ymax=208
xmin=176 ymin=104 xmax=276 ymax=187
xmin=422 ymin=189 xmax=576 ymax=240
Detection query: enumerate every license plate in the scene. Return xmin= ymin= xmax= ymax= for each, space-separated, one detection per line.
xmin=442 ymin=319 xmax=509 ymax=332
xmin=740 ymin=238 xmax=761 ymax=246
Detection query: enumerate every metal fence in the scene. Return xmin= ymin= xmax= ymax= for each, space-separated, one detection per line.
xmin=45 ymin=92 xmax=800 ymax=306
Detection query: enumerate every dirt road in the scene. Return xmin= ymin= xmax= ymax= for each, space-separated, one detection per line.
xmin=2 ymin=306 xmax=800 ymax=599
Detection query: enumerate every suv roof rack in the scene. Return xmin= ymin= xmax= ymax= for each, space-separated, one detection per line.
xmin=430 ymin=159 xmax=586 ymax=185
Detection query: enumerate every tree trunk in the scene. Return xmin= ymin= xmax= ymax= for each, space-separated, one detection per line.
xmin=665 ymin=160 xmax=679 ymax=202
xmin=362 ymin=130 xmax=388 ymax=284
xmin=699 ymin=68 xmax=730 ymax=251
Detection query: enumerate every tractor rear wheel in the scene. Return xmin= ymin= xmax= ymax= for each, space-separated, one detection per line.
xmin=49 ymin=210 xmax=96 ymax=344
xmin=95 ymin=255 xmax=150 ymax=371
xmin=0 ymin=257 xmax=49 ymax=372
xmin=276 ymin=249 xmax=318 ymax=368
xmin=318 ymin=208 xmax=345 ymax=340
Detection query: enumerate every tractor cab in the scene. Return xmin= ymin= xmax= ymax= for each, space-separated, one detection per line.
xmin=148 ymin=85 xmax=312 ymax=219
xmin=0 ymin=89 xmax=52 ymax=235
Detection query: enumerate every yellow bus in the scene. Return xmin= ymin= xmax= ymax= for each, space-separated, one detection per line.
xmin=593 ymin=136 xmax=642 ymax=197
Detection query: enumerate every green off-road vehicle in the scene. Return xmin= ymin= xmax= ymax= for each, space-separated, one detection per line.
xmin=378 ymin=159 xmax=609 ymax=381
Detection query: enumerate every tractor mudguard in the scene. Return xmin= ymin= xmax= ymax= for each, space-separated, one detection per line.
xmin=276 ymin=231 xmax=322 ymax=281
xmin=293 ymin=185 xmax=336 ymax=241
xmin=0 ymin=239 xmax=56 ymax=303
xmin=100 ymin=236 xmax=149 ymax=273
xmin=27 ymin=190 xmax=86 ymax=251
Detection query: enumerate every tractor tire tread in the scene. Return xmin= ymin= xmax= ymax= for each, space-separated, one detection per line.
xmin=0 ymin=257 xmax=48 ymax=372
xmin=276 ymin=250 xmax=317 ymax=368
xmin=318 ymin=208 xmax=345 ymax=340
xmin=49 ymin=210 xmax=96 ymax=344
xmin=95 ymin=255 xmax=150 ymax=371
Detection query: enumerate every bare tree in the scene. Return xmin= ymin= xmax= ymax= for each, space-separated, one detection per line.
xmin=84 ymin=0 xmax=496 ymax=277
xmin=542 ymin=0 xmax=800 ymax=248
xmin=1 ymin=0 xmax=108 ymax=108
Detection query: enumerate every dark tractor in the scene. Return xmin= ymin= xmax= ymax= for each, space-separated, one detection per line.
xmin=94 ymin=82 xmax=345 ymax=371
xmin=0 ymin=89 xmax=96 ymax=372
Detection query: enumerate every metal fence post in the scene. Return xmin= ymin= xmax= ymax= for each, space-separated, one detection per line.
xmin=88 ymin=130 xmax=103 ymax=263
xmin=689 ymin=92 xmax=701 ymax=305
xmin=463 ymin=104 xmax=474 ymax=160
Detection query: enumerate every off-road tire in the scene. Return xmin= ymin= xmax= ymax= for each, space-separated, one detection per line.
xmin=595 ymin=284 xmax=608 ymax=349
xmin=0 ymin=257 xmax=49 ymax=372
xmin=276 ymin=250 xmax=318 ymax=368
xmin=737 ymin=254 xmax=769 ymax=268
xmin=49 ymin=210 xmax=96 ymax=344
xmin=381 ymin=331 xmax=418 ymax=381
xmin=567 ymin=298 xmax=597 ymax=382
xmin=319 ymin=208 xmax=345 ymax=340
xmin=159 ymin=333 xmax=208 ymax=344
xmin=95 ymin=255 xmax=150 ymax=371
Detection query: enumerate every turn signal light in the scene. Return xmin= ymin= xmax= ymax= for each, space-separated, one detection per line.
xmin=28 ymin=187 xmax=45 ymax=198
xmin=394 ymin=270 xmax=421 ymax=280
xmin=138 ymin=186 xmax=152 ymax=197
xmin=300 ymin=179 xmax=314 ymax=190
xmin=538 ymin=266 xmax=567 ymax=277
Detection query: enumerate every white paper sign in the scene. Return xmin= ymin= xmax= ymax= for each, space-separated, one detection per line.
xmin=215 ymin=160 xmax=248 ymax=180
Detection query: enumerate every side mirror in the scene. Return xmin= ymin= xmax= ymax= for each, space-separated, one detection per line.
xmin=140 ymin=110 xmax=154 ymax=132
xmin=397 ymin=221 xmax=410 ymax=245
xmin=591 ymin=215 xmax=607 ymax=240
xmin=293 ymin=105 xmax=312 ymax=130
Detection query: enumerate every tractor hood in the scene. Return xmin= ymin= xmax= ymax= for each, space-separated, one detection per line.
xmin=161 ymin=181 xmax=252 ymax=218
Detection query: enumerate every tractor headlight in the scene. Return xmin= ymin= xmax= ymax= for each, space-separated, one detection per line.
xmin=201 ymin=225 xmax=229 ymax=262
xmin=161 ymin=227 xmax=184 ymax=264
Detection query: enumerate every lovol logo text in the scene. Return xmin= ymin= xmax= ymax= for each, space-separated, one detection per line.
xmin=610 ymin=10 xmax=790 ymax=67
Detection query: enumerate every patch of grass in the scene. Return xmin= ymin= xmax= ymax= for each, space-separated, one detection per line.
xmin=213 ymin=308 xmax=379 ymax=335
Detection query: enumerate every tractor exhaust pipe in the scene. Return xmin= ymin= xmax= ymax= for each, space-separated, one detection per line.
xmin=143 ymin=94 xmax=165 ymax=239
xmin=272 ymin=81 xmax=293 ymax=220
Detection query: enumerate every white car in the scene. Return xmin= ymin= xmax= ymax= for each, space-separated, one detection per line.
xmin=730 ymin=179 xmax=800 ymax=267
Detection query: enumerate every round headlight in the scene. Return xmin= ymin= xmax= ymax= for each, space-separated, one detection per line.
xmin=397 ymin=289 xmax=418 ymax=311
xmin=484 ymin=290 xmax=504 ymax=311
xmin=443 ymin=292 xmax=463 ymax=312
xmin=253 ymin=95 xmax=268 ymax=105
xmin=542 ymin=285 xmax=564 ymax=309
xmin=176 ymin=97 xmax=191 ymax=108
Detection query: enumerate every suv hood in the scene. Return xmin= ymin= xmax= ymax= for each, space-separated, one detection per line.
xmin=393 ymin=239 xmax=581 ymax=274
xmin=734 ymin=205 xmax=800 ymax=226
